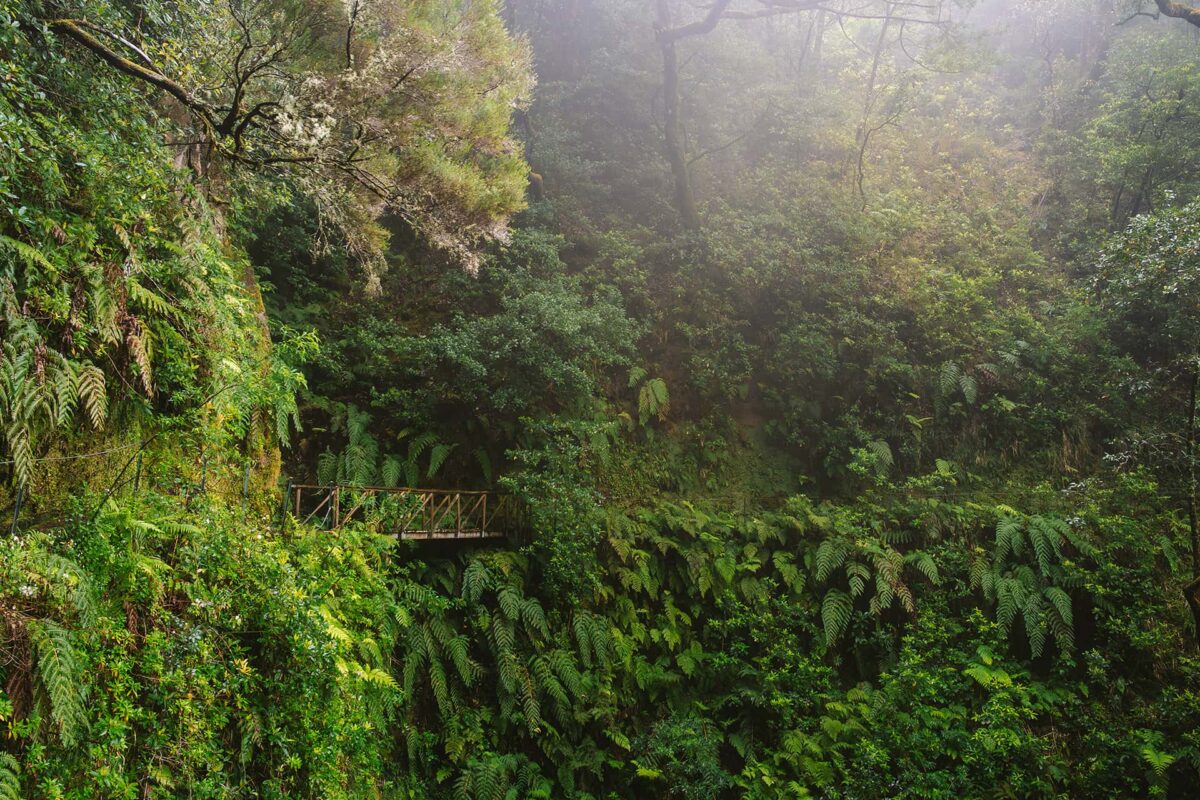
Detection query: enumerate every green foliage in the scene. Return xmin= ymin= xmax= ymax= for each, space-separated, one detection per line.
xmin=0 ymin=753 xmax=18 ymax=800
xmin=26 ymin=619 xmax=86 ymax=747
xmin=8 ymin=0 xmax=1200 ymax=796
xmin=1 ymin=493 xmax=404 ymax=796
xmin=973 ymin=509 xmax=1093 ymax=657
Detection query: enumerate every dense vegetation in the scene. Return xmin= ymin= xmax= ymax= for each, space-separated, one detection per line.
xmin=4 ymin=0 xmax=1200 ymax=796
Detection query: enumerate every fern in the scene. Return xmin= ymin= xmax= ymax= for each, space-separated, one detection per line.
xmin=127 ymin=279 xmax=178 ymax=319
xmin=405 ymin=432 xmax=438 ymax=485
xmin=124 ymin=317 xmax=154 ymax=395
xmin=637 ymin=377 xmax=670 ymax=425
xmin=814 ymin=537 xmax=848 ymax=583
xmin=907 ymin=551 xmax=940 ymax=585
xmin=0 ymin=234 xmax=56 ymax=282
xmin=958 ymin=372 xmax=977 ymax=405
xmin=462 ymin=559 xmax=492 ymax=603
xmin=498 ymin=586 xmax=522 ymax=621
xmin=28 ymin=619 xmax=86 ymax=746
xmin=939 ymin=362 xmax=961 ymax=397
xmin=1142 ymin=747 xmax=1176 ymax=778
xmin=0 ymin=753 xmax=18 ymax=800
xmin=821 ymin=590 xmax=853 ymax=644
xmin=520 ymin=597 xmax=549 ymax=639
xmin=381 ymin=455 xmax=403 ymax=488
xmin=317 ymin=448 xmax=339 ymax=485
xmin=77 ymin=364 xmax=107 ymax=429
xmin=995 ymin=513 xmax=1022 ymax=562
xmin=866 ymin=439 xmax=893 ymax=473
xmin=427 ymin=442 xmax=456 ymax=478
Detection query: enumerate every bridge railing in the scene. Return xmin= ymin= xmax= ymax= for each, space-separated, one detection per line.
xmin=290 ymin=484 xmax=527 ymax=540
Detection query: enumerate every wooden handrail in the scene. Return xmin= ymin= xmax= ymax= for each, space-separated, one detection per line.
xmin=289 ymin=484 xmax=526 ymax=541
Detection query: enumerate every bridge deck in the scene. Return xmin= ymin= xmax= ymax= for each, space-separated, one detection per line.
xmin=291 ymin=484 xmax=522 ymax=540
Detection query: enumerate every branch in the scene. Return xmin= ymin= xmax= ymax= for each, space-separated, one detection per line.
xmin=1154 ymin=0 xmax=1200 ymax=27
xmin=1118 ymin=10 xmax=1160 ymax=24
xmin=724 ymin=0 xmax=825 ymax=20
xmin=656 ymin=0 xmax=737 ymax=42
xmin=46 ymin=18 xmax=216 ymax=129
xmin=686 ymin=103 xmax=775 ymax=165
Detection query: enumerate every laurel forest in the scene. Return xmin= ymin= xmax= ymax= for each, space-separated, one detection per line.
xmin=3 ymin=0 xmax=1200 ymax=797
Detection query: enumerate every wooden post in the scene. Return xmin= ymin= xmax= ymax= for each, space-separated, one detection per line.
xmin=333 ymin=485 xmax=341 ymax=528
xmin=456 ymin=493 xmax=461 ymax=538
xmin=280 ymin=480 xmax=293 ymax=533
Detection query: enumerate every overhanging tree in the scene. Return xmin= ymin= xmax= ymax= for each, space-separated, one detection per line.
xmin=40 ymin=0 xmax=534 ymax=276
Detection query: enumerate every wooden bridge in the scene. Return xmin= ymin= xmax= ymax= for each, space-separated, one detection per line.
xmin=290 ymin=484 xmax=526 ymax=540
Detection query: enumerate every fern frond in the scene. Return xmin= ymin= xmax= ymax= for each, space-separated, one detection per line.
xmin=995 ymin=513 xmax=1022 ymax=563
xmin=0 ymin=234 xmax=55 ymax=273
xmin=821 ymin=590 xmax=853 ymax=644
xmin=498 ymin=587 xmax=522 ymax=621
xmin=907 ymin=551 xmax=940 ymax=584
xmin=815 ymin=538 xmax=848 ymax=584
xmin=28 ymin=619 xmax=86 ymax=746
xmin=427 ymin=443 xmax=456 ymax=478
xmin=958 ymin=372 xmax=978 ymax=405
xmin=0 ymin=753 xmax=19 ymax=800
xmin=127 ymin=279 xmax=178 ymax=319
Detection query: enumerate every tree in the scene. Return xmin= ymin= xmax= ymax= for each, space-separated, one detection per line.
xmin=1152 ymin=0 xmax=1200 ymax=28
xmin=1096 ymin=200 xmax=1200 ymax=643
xmin=651 ymin=0 xmax=950 ymax=228
xmin=42 ymin=0 xmax=533 ymax=275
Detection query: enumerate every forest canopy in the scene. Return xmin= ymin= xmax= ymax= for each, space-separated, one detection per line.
xmin=4 ymin=0 xmax=1200 ymax=798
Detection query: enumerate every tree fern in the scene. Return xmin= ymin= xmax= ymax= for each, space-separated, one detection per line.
xmin=637 ymin=377 xmax=670 ymax=425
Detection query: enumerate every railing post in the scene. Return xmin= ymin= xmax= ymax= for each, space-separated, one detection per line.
xmin=280 ymin=479 xmax=293 ymax=533
xmin=333 ymin=485 xmax=341 ymax=528
xmin=456 ymin=493 xmax=461 ymax=538
xmin=295 ymin=485 xmax=301 ymax=517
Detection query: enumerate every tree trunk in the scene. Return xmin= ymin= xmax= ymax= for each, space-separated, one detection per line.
xmin=656 ymin=0 xmax=701 ymax=229
xmin=853 ymin=5 xmax=894 ymax=204
xmin=1186 ymin=369 xmax=1200 ymax=645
